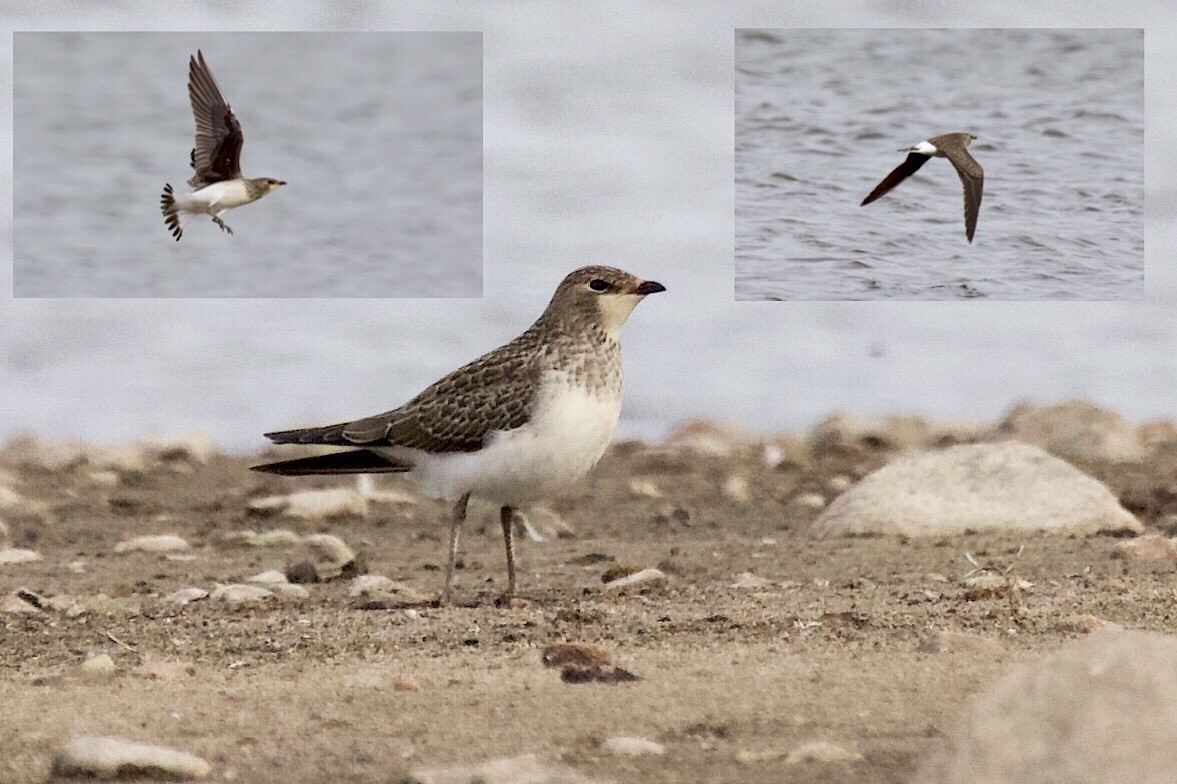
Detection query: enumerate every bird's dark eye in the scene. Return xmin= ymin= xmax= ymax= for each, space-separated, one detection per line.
xmin=588 ymin=279 xmax=609 ymax=292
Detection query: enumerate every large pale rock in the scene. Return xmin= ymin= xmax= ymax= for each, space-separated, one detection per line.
xmin=0 ymin=547 xmax=42 ymax=565
xmin=996 ymin=400 xmax=1146 ymax=462
xmin=53 ymin=736 xmax=210 ymax=779
xmin=914 ymin=630 xmax=1177 ymax=784
xmin=813 ymin=443 xmax=1141 ymax=537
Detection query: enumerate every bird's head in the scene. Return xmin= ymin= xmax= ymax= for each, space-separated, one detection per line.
xmin=260 ymin=178 xmax=286 ymax=193
xmin=545 ymin=265 xmax=666 ymax=336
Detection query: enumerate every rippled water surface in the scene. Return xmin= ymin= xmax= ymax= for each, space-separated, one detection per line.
xmin=0 ymin=2 xmax=1174 ymax=451
xmin=735 ymin=28 xmax=1144 ymax=300
xmin=13 ymin=32 xmax=482 ymax=298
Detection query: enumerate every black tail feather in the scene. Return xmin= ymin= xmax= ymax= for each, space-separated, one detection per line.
xmin=251 ymin=449 xmax=410 ymax=476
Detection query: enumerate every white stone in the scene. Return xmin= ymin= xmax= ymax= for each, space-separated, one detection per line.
xmin=249 ymin=488 xmax=368 ymax=519
xmin=604 ymin=568 xmax=667 ymax=590
xmin=628 ymin=479 xmax=663 ymax=498
xmin=662 ymin=419 xmax=748 ymax=457
xmin=162 ymin=587 xmax=209 ymax=606
xmin=53 ymin=736 xmax=211 ymax=779
xmin=210 ymin=584 xmax=274 ymax=603
xmin=247 ymin=570 xmax=289 ymax=585
xmin=722 ymin=475 xmax=751 ymax=504
xmin=786 ymin=741 xmax=863 ymax=764
xmin=302 ymin=533 xmax=357 ymax=573
xmin=0 ymin=548 xmax=41 ymax=565
xmin=267 ymin=583 xmax=310 ymax=600
xmin=997 ymin=400 xmax=1146 ymax=462
xmin=914 ymin=630 xmax=1177 ymax=784
xmin=114 ymin=534 xmax=192 ymax=554
xmin=813 ymin=443 xmax=1142 ymax=537
xmin=80 ymin=653 xmax=117 ymax=679
xmin=603 ymin=736 xmax=666 ymax=756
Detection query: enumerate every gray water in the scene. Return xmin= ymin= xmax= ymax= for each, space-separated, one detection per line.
xmin=13 ymin=32 xmax=482 ymax=298
xmin=735 ymin=28 xmax=1145 ymax=300
xmin=1 ymin=1 xmax=1175 ymax=452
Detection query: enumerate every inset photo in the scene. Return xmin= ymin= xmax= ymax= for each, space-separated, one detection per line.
xmin=734 ymin=28 xmax=1144 ymax=300
xmin=14 ymin=32 xmax=483 ymax=298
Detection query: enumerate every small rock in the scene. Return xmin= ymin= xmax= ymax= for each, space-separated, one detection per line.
xmin=628 ymin=479 xmax=663 ymax=498
xmin=792 ymin=492 xmax=827 ymax=511
xmin=53 ymin=736 xmax=211 ymax=780
xmin=0 ymin=486 xmax=51 ymax=524
xmin=786 ymin=740 xmax=863 ymax=764
xmin=247 ymin=570 xmax=289 ymax=585
xmin=80 ymin=653 xmax=118 ymax=680
xmin=1057 ymin=614 xmax=1124 ymax=634
xmin=731 ymin=572 xmax=773 ymax=589
xmin=114 ymin=534 xmax=191 ymax=554
xmin=662 ymin=419 xmax=749 ymax=457
xmin=285 ymin=560 xmax=319 ymax=584
xmin=722 ymin=475 xmax=750 ymax=504
xmin=249 ymin=488 xmax=368 ymax=520
xmin=603 ymin=736 xmax=665 ymax=756
xmin=221 ymin=529 xmax=303 ymax=547
xmin=210 ymin=584 xmax=274 ymax=603
xmin=995 ymin=400 xmax=1145 ymax=462
xmin=88 ymin=470 xmax=121 ymax=486
xmin=602 ymin=567 xmax=667 ymax=590
xmin=560 ymin=664 xmax=640 ymax=684
xmin=2 ymin=592 xmax=40 ymax=613
xmin=826 ymin=475 xmax=853 ymax=493
xmin=139 ymin=431 xmax=214 ymax=465
xmin=267 ymin=582 xmax=310 ymax=600
xmin=53 ymin=593 xmax=142 ymax=618
xmin=349 ymin=575 xmax=428 ymax=607
xmin=0 ymin=548 xmax=42 ymax=565
xmin=1112 ymin=534 xmax=1177 ymax=561
xmin=162 ymin=587 xmax=209 ymax=606
xmin=735 ymin=748 xmax=787 ymax=764
xmin=540 ymin=642 xmax=612 ymax=669
xmin=302 ymin=533 xmax=357 ymax=580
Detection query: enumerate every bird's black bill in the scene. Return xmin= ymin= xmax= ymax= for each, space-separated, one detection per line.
xmin=636 ymin=280 xmax=666 ymax=295
xmin=251 ymin=449 xmax=409 ymax=476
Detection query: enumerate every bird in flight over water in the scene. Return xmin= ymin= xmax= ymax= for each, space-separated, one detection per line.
xmin=860 ymin=132 xmax=983 ymax=243
xmin=160 ymin=50 xmax=285 ymax=241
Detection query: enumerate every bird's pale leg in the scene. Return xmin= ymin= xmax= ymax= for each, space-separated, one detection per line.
xmin=499 ymin=505 xmax=518 ymax=598
xmin=211 ymin=212 xmax=234 ymax=235
xmin=440 ymin=492 xmax=470 ymax=605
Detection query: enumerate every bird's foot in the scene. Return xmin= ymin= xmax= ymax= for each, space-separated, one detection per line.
xmin=212 ymin=217 xmax=234 ymax=235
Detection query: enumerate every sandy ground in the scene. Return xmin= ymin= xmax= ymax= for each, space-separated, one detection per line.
xmin=3 ymin=430 xmax=1177 ymax=783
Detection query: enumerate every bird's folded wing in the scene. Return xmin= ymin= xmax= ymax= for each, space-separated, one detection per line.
xmin=345 ymin=349 xmax=541 ymax=453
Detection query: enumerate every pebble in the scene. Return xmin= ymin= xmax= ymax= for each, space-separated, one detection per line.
xmin=662 ymin=419 xmax=748 ymax=457
xmin=721 ymin=475 xmax=750 ymax=504
xmin=628 ymin=479 xmax=664 ymax=498
xmin=0 ymin=547 xmax=42 ymax=565
xmin=349 ymin=575 xmax=429 ymax=607
xmin=540 ymin=642 xmax=612 ymax=669
xmin=408 ymin=753 xmax=590 ymax=784
xmin=248 ymin=488 xmax=368 ymax=520
xmin=267 ymin=582 xmax=310 ymax=600
xmin=2 ymin=592 xmax=40 ymax=613
xmin=1111 ymin=534 xmax=1177 ymax=561
xmin=80 ymin=653 xmax=118 ymax=680
xmin=221 ymin=529 xmax=303 ymax=547
xmin=114 ymin=534 xmax=191 ymax=554
xmin=162 ymin=587 xmax=209 ymax=606
xmin=792 ymin=492 xmax=827 ymax=511
xmin=302 ymin=533 xmax=357 ymax=580
xmin=209 ymin=584 xmax=274 ymax=603
xmin=730 ymin=572 xmax=773 ymax=589
xmin=786 ymin=740 xmax=863 ymax=764
xmin=247 ymin=570 xmax=290 ymax=585
xmin=602 ymin=567 xmax=667 ymax=590
xmin=603 ymin=736 xmax=665 ymax=756
xmin=52 ymin=736 xmax=211 ymax=780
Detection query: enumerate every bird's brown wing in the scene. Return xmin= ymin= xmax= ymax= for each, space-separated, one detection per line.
xmin=263 ymin=337 xmax=542 ymax=456
xmin=861 ymin=153 xmax=930 ymax=206
xmin=187 ymin=50 xmax=244 ymax=186
xmin=942 ymin=145 xmax=984 ymax=243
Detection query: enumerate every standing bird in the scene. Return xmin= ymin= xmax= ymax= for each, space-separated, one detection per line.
xmin=861 ymin=132 xmax=984 ymax=243
xmin=252 ymin=266 xmax=666 ymax=605
xmin=160 ymin=50 xmax=286 ymax=241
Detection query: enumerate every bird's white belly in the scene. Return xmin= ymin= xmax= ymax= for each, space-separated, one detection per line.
xmin=380 ymin=376 xmax=621 ymax=506
xmin=186 ymin=180 xmax=250 ymax=213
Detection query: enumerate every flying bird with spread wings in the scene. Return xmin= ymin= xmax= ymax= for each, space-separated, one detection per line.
xmin=861 ymin=132 xmax=984 ymax=243
xmin=160 ymin=50 xmax=285 ymax=241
